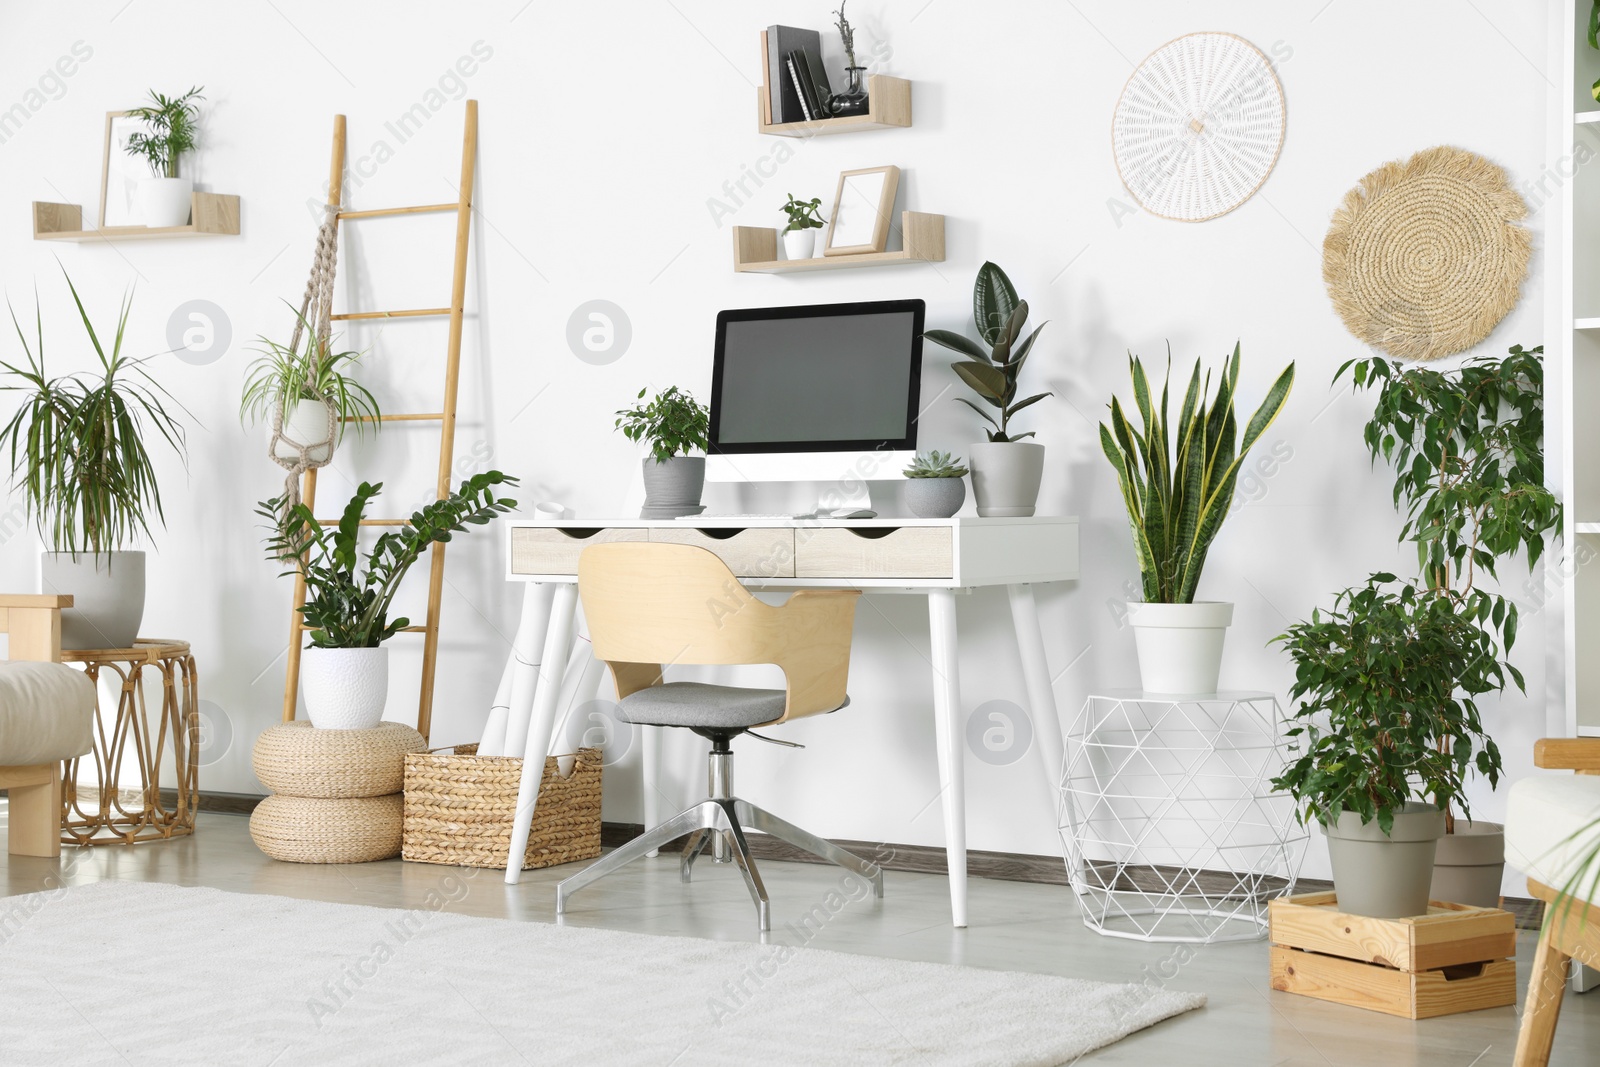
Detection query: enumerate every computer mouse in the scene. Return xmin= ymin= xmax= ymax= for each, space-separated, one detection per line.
xmin=827 ymin=508 xmax=877 ymax=519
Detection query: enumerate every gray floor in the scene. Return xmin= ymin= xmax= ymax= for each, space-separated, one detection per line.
xmin=3 ymin=810 xmax=1597 ymax=1066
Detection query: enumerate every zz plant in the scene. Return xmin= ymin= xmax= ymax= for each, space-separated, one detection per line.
xmin=124 ymin=86 xmax=204 ymax=178
xmin=614 ymin=386 xmax=709 ymax=463
xmin=1100 ymin=344 xmax=1294 ymax=603
xmin=923 ymin=261 xmax=1052 ymax=443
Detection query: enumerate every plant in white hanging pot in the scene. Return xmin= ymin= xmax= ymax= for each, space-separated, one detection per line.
xmin=0 ymin=269 xmax=188 ymax=650
xmin=615 ymin=385 xmax=710 ymax=518
xmin=779 ymin=193 xmax=824 ymax=260
xmin=240 ymin=305 xmax=382 ymax=467
xmin=260 ymin=472 xmax=519 ymax=729
xmin=1101 ymin=344 xmax=1294 ymax=693
xmin=923 ymin=261 xmax=1054 ymax=517
xmin=123 ymin=86 xmax=204 ymax=228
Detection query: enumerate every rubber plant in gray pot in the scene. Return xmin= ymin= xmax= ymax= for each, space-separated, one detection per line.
xmin=259 ymin=472 xmax=517 ymax=729
xmin=615 ymin=385 xmax=710 ymax=519
xmin=1272 ymin=574 xmax=1506 ymax=918
xmin=0 ymin=270 xmax=187 ymax=650
xmin=923 ymin=261 xmax=1052 ymax=517
xmin=1342 ymin=345 xmax=1560 ymax=906
xmin=902 ymin=451 xmax=968 ymax=518
xmin=1100 ymin=344 xmax=1294 ymax=693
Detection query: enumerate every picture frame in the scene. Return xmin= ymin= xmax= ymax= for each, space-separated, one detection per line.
xmin=823 ymin=165 xmax=900 ymax=256
xmin=99 ymin=110 xmax=149 ymax=228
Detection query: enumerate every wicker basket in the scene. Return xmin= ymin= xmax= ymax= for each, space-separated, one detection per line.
xmin=402 ymin=745 xmax=602 ymax=870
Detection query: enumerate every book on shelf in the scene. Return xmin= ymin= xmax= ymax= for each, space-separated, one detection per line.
xmin=758 ymin=29 xmax=771 ymax=125
xmin=801 ymin=48 xmax=834 ymax=116
xmin=765 ymin=25 xmax=821 ymax=124
xmin=786 ymin=56 xmax=814 ymax=121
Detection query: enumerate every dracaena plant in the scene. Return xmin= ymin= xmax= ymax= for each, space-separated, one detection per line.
xmin=1100 ymin=344 xmax=1294 ymax=603
xmin=124 ymin=86 xmax=204 ymax=179
xmin=923 ymin=261 xmax=1052 ymax=443
xmin=259 ymin=472 xmax=518 ymax=648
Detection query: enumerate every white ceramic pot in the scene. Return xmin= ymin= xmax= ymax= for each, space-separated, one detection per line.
xmin=783 ymin=228 xmax=817 ymax=260
xmin=968 ymin=441 xmax=1045 ymax=517
xmin=38 ymin=550 xmax=146 ymax=651
xmin=136 ymin=176 xmax=193 ymax=228
xmin=300 ymin=646 xmax=389 ymax=730
xmin=271 ymin=399 xmax=337 ymax=465
xmin=1125 ymin=601 xmax=1233 ymax=694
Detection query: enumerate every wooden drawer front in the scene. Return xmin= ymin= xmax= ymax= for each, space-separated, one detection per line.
xmin=796 ymin=527 xmax=953 ymax=579
xmin=510 ymin=527 xmax=648 ymax=575
xmin=648 ymin=527 xmax=795 ymax=578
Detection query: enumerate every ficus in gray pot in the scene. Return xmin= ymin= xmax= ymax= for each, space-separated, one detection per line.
xmin=615 ymin=385 xmax=710 ymax=518
xmin=902 ymin=451 xmax=968 ymax=518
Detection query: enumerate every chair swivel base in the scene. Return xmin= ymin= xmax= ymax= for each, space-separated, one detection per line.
xmin=555 ymin=794 xmax=884 ymax=933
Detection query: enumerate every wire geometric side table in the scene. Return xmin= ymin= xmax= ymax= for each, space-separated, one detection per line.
xmin=60 ymin=639 xmax=199 ymax=846
xmin=1059 ymin=690 xmax=1306 ymax=943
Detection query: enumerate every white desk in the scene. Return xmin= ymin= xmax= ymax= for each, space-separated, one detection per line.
xmin=497 ymin=515 xmax=1079 ymax=927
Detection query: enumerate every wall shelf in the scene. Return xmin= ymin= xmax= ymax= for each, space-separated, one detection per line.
xmin=32 ymin=193 xmax=241 ymax=242
xmin=732 ymin=211 xmax=944 ymax=274
xmin=1577 ymin=317 xmax=1600 ymax=330
xmin=1577 ymin=523 xmax=1600 ymax=534
xmin=1577 ymin=109 xmax=1600 ymax=124
xmin=757 ymin=74 xmax=911 ymax=137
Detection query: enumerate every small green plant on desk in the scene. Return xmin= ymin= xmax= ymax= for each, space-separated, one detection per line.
xmin=614 ymin=385 xmax=709 ymax=463
xmin=903 ymin=451 xmax=968 ymax=478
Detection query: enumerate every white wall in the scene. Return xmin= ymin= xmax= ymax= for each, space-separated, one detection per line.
xmin=0 ymin=1 xmax=1557 ymax=887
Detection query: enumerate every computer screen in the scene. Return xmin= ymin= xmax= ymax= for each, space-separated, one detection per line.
xmin=709 ymin=299 xmax=925 ymax=455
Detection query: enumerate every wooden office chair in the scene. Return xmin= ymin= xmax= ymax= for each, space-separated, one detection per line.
xmin=556 ymin=542 xmax=883 ymax=931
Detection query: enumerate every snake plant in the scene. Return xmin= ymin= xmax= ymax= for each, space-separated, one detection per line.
xmin=1100 ymin=344 xmax=1294 ymax=603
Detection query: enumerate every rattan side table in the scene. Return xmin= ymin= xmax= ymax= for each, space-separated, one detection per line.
xmin=60 ymin=638 xmax=199 ymax=845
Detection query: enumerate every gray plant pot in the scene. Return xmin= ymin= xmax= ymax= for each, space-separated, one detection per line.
xmin=1428 ymin=820 xmax=1505 ymax=908
xmin=38 ymin=550 xmax=146 ymax=651
xmin=968 ymin=441 xmax=1045 ymax=517
xmin=641 ymin=456 xmax=706 ymax=518
xmin=1323 ymin=802 xmax=1446 ymax=918
xmin=905 ymin=477 xmax=965 ymax=518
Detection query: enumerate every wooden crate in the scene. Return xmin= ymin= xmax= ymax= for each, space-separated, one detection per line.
xmin=1268 ymin=891 xmax=1517 ymax=1019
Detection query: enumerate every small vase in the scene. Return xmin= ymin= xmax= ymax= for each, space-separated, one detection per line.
xmin=905 ymin=478 xmax=965 ymax=518
xmin=830 ymin=66 xmax=870 ymax=116
xmin=136 ymin=176 xmax=193 ymax=228
xmin=783 ymin=228 xmax=817 ymax=260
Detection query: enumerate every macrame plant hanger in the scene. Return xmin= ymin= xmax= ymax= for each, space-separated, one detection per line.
xmin=268 ymin=202 xmax=341 ymax=507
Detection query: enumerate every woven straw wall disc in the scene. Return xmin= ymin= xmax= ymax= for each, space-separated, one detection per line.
xmin=252 ymin=720 xmax=426 ymax=799
xmin=1322 ymin=145 xmax=1530 ymax=362
xmin=249 ymin=793 xmax=403 ymax=864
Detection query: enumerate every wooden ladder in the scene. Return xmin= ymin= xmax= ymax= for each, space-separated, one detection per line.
xmin=280 ymin=100 xmax=478 ymax=742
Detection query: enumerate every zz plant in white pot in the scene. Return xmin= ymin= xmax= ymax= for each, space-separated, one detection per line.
xmin=260 ymin=472 xmax=517 ymax=729
xmin=1100 ymin=344 xmax=1294 ymax=693
xmin=0 ymin=270 xmax=187 ymax=650
xmin=123 ymin=86 xmax=204 ymax=228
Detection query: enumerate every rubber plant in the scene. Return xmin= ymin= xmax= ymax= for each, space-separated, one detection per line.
xmin=922 ymin=261 xmax=1052 ymax=442
xmin=1099 ymin=344 xmax=1295 ymax=603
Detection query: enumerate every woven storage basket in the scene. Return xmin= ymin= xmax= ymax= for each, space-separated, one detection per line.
xmin=252 ymin=720 xmax=426 ymax=799
xmin=403 ymin=745 xmax=602 ymax=870
xmin=249 ymin=793 xmax=403 ymax=863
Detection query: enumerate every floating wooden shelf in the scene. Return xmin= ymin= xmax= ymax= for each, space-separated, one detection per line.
xmin=733 ymin=211 xmax=944 ymax=274
xmin=758 ymin=74 xmax=911 ymax=137
xmin=32 ymin=193 xmax=241 ymax=242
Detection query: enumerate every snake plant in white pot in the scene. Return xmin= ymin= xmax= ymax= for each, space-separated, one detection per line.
xmin=1100 ymin=344 xmax=1294 ymax=693
xmin=923 ymin=262 xmax=1053 ymax=516
xmin=261 ymin=473 xmax=517 ymax=728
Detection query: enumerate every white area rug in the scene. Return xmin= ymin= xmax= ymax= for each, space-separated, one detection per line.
xmin=0 ymin=881 xmax=1203 ymax=1066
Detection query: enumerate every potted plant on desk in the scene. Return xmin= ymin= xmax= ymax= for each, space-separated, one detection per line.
xmin=0 ymin=270 xmax=188 ymax=650
xmin=615 ymin=385 xmax=710 ymax=519
xmin=1100 ymin=344 xmax=1294 ymax=693
xmin=123 ymin=86 xmax=205 ymax=228
xmin=902 ymin=451 xmax=968 ymax=518
xmin=923 ymin=261 xmax=1053 ymax=517
xmin=779 ymin=193 xmax=824 ymax=260
xmin=260 ymin=472 xmax=518 ymax=729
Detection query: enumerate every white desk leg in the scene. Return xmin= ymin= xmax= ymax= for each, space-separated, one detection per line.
xmin=504 ymin=582 xmax=579 ymax=885
xmin=1007 ymin=583 xmax=1065 ymax=825
xmin=642 ymin=724 xmax=662 ymax=858
xmin=928 ymin=589 xmax=967 ymax=928
xmin=500 ymin=583 xmax=556 ymax=759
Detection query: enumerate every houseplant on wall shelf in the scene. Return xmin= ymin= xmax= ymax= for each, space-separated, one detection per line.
xmin=1341 ymin=344 xmax=1559 ymax=906
xmin=1100 ymin=344 xmax=1294 ymax=693
xmin=124 ymin=86 xmax=204 ymax=228
xmin=615 ymin=385 xmax=710 ymax=518
xmin=923 ymin=261 xmax=1053 ymax=517
xmin=240 ymin=306 xmax=382 ymax=468
xmin=260 ymin=472 xmax=518 ymax=729
xmin=779 ymin=193 xmax=825 ymax=260
xmin=902 ymin=450 xmax=968 ymax=518
xmin=1271 ymin=574 xmax=1505 ymax=918
xmin=0 ymin=271 xmax=187 ymax=649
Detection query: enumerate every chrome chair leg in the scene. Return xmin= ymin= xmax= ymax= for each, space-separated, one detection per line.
xmin=680 ymin=828 xmax=713 ymax=883
xmin=557 ymin=800 xmax=723 ymax=916
xmin=720 ymin=805 xmax=771 ymax=932
xmin=733 ymin=798 xmax=885 ymax=898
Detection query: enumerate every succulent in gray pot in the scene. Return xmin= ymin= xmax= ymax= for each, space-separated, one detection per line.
xmin=902 ymin=451 xmax=968 ymax=518
xmin=615 ymin=385 xmax=710 ymax=518
xmin=923 ymin=261 xmax=1052 ymax=517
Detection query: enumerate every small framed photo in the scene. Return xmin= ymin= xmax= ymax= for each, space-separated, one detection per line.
xmin=824 ymin=165 xmax=900 ymax=256
xmin=100 ymin=110 xmax=149 ymax=228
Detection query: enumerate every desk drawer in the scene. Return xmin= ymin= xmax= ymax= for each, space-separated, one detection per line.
xmin=649 ymin=527 xmax=795 ymax=578
xmin=796 ymin=527 xmax=953 ymax=579
xmin=510 ymin=527 xmax=648 ymax=575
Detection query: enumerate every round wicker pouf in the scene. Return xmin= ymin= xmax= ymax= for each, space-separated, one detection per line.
xmin=249 ymin=721 xmax=425 ymax=863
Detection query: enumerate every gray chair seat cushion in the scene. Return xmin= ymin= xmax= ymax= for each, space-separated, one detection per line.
xmin=619 ymin=682 xmax=788 ymax=729
xmin=0 ymin=661 xmax=95 ymax=765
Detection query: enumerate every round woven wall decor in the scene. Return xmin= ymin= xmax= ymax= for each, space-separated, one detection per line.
xmin=1113 ymin=32 xmax=1286 ymax=222
xmin=1323 ymin=146 xmax=1530 ymax=362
